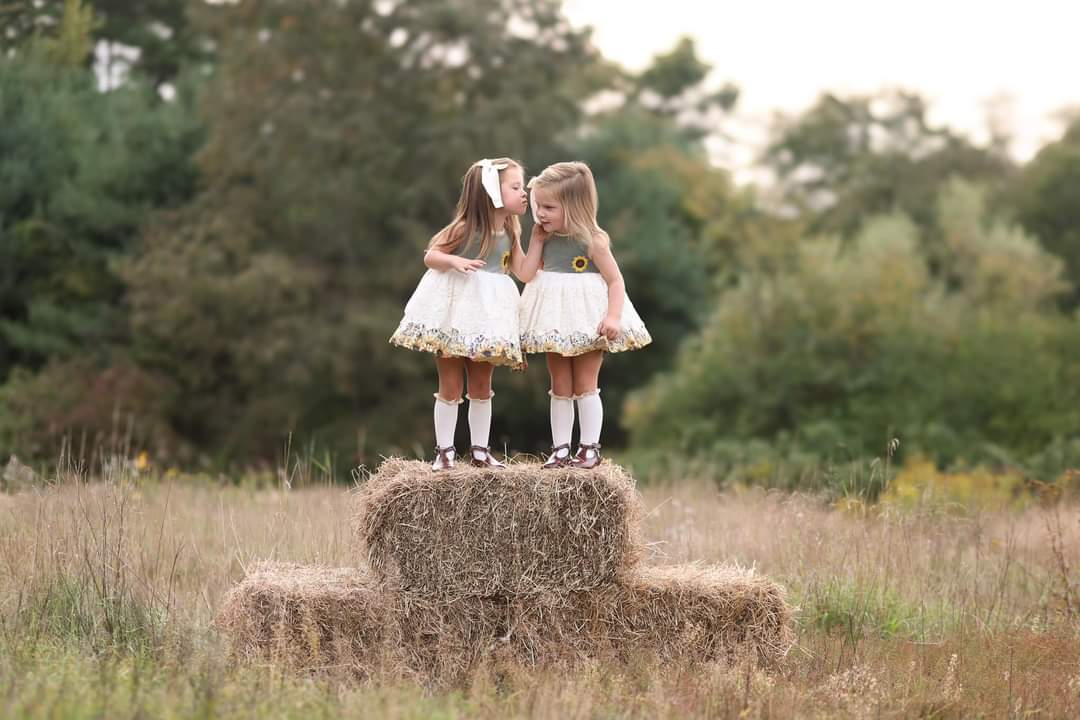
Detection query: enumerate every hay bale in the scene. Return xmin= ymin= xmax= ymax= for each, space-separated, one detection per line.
xmin=507 ymin=564 xmax=791 ymax=668
xmin=215 ymin=562 xmax=794 ymax=684
xmin=215 ymin=561 xmax=506 ymax=682
xmin=393 ymin=563 xmax=794 ymax=683
xmin=214 ymin=562 xmax=396 ymax=674
xmin=353 ymin=458 xmax=643 ymax=597
xmin=594 ymin=565 xmax=795 ymax=665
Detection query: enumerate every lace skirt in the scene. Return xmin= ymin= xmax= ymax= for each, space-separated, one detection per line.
xmin=390 ymin=269 xmax=524 ymax=369
xmin=519 ymin=271 xmax=651 ymax=356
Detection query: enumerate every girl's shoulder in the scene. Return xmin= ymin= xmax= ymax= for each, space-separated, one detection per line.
xmin=429 ymin=223 xmax=468 ymax=253
xmin=588 ymin=229 xmax=611 ymax=254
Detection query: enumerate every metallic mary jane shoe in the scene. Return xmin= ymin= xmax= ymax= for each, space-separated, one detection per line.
xmin=469 ymin=445 xmax=507 ymax=469
xmin=431 ymin=446 xmax=456 ymax=471
xmin=570 ymin=443 xmax=602 ymax=470
xmin=541 ymin=444 xmax=572 ymax=470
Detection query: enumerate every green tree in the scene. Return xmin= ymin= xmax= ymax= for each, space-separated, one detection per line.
xmin=37 ymin=0 xmax=96 ymax=67
xmin=626 ymin=180 xmax=1080 ymax=475
xmin=505 ymin=36 xmax=743 ymax=449
xmin=93 ymin=0 xmax=214 ymax=87
xmin=1 ymin=0 xmax=213 ymax=86
xmin=0 ymin=0 xmax=63 ymax=54
xmin=764 ymin=90 xmax=1015 ymax=238
xmin=123 ymin=0 xmax=611 ymax=463
xmin=0 ymin=57 xmax=201 ymax=377
xmin=555 ymin=110 xmax=730 ymax=446
xmin=0 ymin=7 xmax=203 ymax=460
xmin=1011 ymin=117 xmax=1080 ymax=308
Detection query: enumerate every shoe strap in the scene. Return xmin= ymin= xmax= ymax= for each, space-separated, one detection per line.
xmin=576 ymin=443 xmax=601 ymax=459
xmin=549 ymin=443 xmax=571 ymax=457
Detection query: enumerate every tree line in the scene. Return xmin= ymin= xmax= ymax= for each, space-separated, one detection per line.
xmin=3 ymin=0 xmax=1079 ymax=484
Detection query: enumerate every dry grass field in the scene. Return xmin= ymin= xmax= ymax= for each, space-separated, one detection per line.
xmin=1 ymin=457 xmax=1078 ymax=718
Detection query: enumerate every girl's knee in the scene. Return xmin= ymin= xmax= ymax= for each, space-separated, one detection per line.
xmin=571 ymin=367 xmax=600 ymax=397
xmin=437 ymin=379 xmax=464 ymax=402
xmin=550 ymin=378 xmax=574 ymax=397
xmin=464 ymin=361 xmax=495 ymax=400
xmin=572 ymin=380 xmax=598 ymax=397
xmin=467 ymin=380 xmax=493 ymax=400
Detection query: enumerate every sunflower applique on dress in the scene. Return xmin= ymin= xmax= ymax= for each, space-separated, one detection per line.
xmin=519 ymin=233 xmax=651 ymax=356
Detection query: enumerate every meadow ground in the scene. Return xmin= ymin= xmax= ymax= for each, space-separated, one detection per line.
xmin=1 ymin=459 xmax=1077 ymax=718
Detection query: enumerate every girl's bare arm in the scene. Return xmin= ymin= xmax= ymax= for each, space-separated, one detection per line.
xmin=512 ymin=224 xmax=549 ymax=282
xmin=590 ymin=234 xmax=625 ymax=340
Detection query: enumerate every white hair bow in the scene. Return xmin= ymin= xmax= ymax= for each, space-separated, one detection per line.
xmin=474 ymin=158 xmax=508 ymax=209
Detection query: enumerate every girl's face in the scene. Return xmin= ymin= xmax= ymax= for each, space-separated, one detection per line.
xmin=499 ymin=167 xmax=528 ymax=216
xmin=531 ymin=187 xmax=566 ymax=233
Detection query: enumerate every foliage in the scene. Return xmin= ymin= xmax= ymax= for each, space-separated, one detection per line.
xmin=120 ymin=0 xmax=614 ymax=461
xmin=1011 ymin=118 xmax=1080 ymax=308
xmin=626 ymin=179 xmax=1080 ymax=479
xmin=1 ymin=0 xmax=212 ymax=85
xmin=880 ymin=457 xmax=1031 ymax=511
xmin=3 ymin=3 xmax=1080 ymax=473
xmin=0 ymin=10 xmax=202 ymax=460
xmin=764 ymin=90 xmax=1015 ymax=237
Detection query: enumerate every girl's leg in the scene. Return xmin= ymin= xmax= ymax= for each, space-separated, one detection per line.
xmin=464 ymin=358 xmax=494 ymax=401
xmin=548 ymin=352 xmax=574 ymax=398
xmin=432 ymin=356 xmax=465 ymax=470
xmin=544 ymin=353 xmax=575 ymax=468
xmin=570 ymin=350 xmax=603 ymax=398
xmin=436 ymin=356 xmax=466 ymax=402
xmin=464 ymin=359 xmax=504 ymax=467
xmin=570 ymin=350 xmax=604 ymax=468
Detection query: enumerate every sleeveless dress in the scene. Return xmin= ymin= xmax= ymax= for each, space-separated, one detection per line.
xmin=390 ymin=230 xmax=524 ymax=369
xmin=518 ymin=233 xmax=651 ymax=356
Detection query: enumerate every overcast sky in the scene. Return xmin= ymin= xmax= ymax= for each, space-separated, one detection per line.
xmin=562 ymin=0 xmax=1079 ymax=178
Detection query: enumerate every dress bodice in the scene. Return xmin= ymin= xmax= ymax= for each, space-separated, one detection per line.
xmin=453 ymin=231 xmax=512 ymax=274
xmin=542 ymin=234 xmax=599 ymax=274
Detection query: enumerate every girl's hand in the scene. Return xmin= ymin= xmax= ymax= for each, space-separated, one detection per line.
xmin=597 ymin=316 xmax=621 ymax=341
xmin=529 ymin=222 xmax=550 ymax=245
xmin=450 ymin=256 xmax=485 ymax=274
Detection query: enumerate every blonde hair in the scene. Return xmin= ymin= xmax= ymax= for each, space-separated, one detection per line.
xmin=429 ymin=157 xmax=523 ymax=258
xmin=528 ymin=161 xmax=608 ymax=250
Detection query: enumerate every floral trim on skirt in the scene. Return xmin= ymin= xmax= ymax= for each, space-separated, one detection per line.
xmin=519 ymin=271 xmax=651 ymax=356
xmin=390 ymin=268 xmax=524 ymax=369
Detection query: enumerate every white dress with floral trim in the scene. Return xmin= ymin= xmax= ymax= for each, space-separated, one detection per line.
xmin=519 ymin=233 xmax=651 ymax=356
xmin=390 ymin=231 xmax=523 ymax=369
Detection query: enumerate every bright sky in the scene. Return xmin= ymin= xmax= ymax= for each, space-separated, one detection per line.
xmin=562 ymin=0 xmax=1080 ymax=179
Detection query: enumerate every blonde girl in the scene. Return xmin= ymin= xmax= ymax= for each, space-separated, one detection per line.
xmin=516 ymin=161 xmax=651 ymax=469
xmin=390 ymin=158 xmax=529 ymax=470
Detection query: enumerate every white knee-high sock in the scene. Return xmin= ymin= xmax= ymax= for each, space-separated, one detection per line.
xmin=467 ymin=393 xmax=493 ymax=448
xmin=433 ymin=394 xmax=462 ymax=449
xmin=576 ymin=390 xmax=603 ymax=445
xmin=550 ymin=391 xmax=575 ymax=448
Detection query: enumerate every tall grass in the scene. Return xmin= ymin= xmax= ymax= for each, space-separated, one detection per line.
xmin=0 ymin=457 xmax=1077 ymax=718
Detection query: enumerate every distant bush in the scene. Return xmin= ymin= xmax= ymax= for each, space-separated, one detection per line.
xmin=627 ymin=181 xmax=1080 ymax=484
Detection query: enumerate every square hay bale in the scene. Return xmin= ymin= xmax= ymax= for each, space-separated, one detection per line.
xmin=215 ymin=562 xmax=793 ymax=685
xmin=592 ymin=564 xmax=795 ymax=665
xmin=390 ymin=563 xmax=794 ymax=684
xmin=353 ymin=458 xmax=644 ymax=598
xmin=214 ymin=562 xmax=397 ymax=675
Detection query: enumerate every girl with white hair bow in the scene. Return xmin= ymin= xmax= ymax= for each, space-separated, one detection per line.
xmin=390 ymin=157 xmax=530 ymax=471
